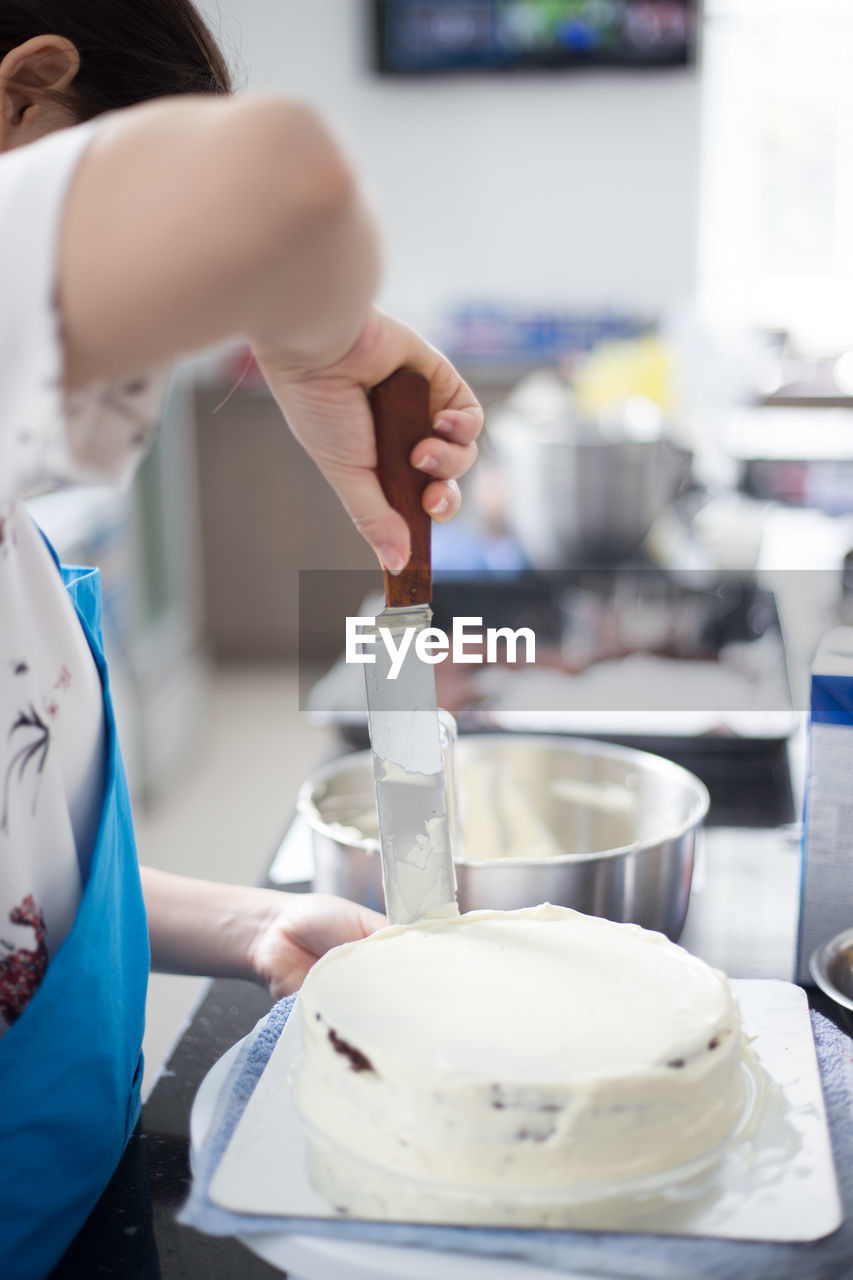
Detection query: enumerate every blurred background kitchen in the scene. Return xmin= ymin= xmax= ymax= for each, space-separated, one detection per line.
xmin=30 ymin=0 xmax=853 ymax=1089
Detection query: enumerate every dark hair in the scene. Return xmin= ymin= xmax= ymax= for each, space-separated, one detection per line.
xmin=0 ymin=0 xmax=232 ymax=119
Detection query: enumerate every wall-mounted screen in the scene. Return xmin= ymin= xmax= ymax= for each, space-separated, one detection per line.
xmin=374 ymin=1 xmax=697 ymax=74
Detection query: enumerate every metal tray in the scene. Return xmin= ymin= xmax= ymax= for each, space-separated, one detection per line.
xmin=306 ymin=570 xmax=798 ymax=826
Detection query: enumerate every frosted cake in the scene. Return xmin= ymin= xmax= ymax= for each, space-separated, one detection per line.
xmin=294 ymin=904 xmax=747 ymax=1222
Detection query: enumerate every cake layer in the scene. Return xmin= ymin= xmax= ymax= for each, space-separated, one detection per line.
xmin=295 ymin=905 xmax=746 ymax=1198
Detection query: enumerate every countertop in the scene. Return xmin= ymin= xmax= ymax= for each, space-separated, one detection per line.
xmin=50 ymin=818 xmax=851 ymax=1280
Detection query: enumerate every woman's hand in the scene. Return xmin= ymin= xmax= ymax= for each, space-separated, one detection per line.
xmin=248 ymin=891 xmax=386 ymax=1000
xmin=257 ymin=307 xmax=484 ymax=572
xmin=142 ymin=868 xmax=384 ymax=996
xmin=56 ymin=94 xmax=480 ymax=571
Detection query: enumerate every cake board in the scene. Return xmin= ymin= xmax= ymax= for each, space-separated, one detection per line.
xmin=190 ymin=980 xmax=842 ymax=1277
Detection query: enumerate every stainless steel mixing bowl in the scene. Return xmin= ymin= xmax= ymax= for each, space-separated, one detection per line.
xmin=810 ymin=927 xmax=853 ymax=1014
xmin=299 ymin=735 xmax=709 ymax=940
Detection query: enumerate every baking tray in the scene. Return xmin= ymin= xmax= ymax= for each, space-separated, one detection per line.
xmin=305 ymin=570 xmax=797 ymax=826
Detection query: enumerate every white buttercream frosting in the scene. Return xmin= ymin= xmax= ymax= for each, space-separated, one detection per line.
xmin=295 ymin=905 xmax=746 ymax=1218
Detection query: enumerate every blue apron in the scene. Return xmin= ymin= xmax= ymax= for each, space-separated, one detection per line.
xmin=0 ymin=552 xmax=149 ymax=1280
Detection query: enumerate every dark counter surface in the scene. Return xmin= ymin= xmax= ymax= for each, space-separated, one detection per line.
xmin=143 ymin=979 xmax=280 ymax=1280
xmin=50 ymin=976 xmax=279 ymax=1280
xmin=50 ymin=821 xmax=851 ymax=1279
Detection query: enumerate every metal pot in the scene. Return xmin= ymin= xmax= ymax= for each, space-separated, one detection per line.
xmin=299 ymin=735 xmax=709 ymax=941
xmin=809 ymin=927 xmax=853 ymax=1015
xmin=489 ymin=418 xmax=692 ymax=567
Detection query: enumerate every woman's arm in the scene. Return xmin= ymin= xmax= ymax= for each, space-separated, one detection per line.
xmin=141 ymin=866 xmax=385 ymax=999
xmin=60 ymin=95 xmax=379 ymax=386
xmin=57 ymin=93 xmax=482 ymax=568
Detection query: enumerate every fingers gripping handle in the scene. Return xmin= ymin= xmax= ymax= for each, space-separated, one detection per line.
xmin=370 ymin=369 xmax=433 ymax=608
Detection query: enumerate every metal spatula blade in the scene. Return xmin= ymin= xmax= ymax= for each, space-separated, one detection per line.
xmin=364 ymin=371 xmax=458 ymax=926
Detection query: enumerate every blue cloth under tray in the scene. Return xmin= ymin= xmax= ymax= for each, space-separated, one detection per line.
xmin=179 ymin=996 xmax=853 ymax=1279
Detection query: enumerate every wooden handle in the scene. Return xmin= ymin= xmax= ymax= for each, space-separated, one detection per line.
xmin=371 ymin=369 xmax=433 ymax=608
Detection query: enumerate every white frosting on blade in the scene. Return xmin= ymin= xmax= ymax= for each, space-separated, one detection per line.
xmin=295 ymin=905 xmax=746 ymax=1207
xmin=377 ymin=758 xmax=438 ymax=786
xmin=369 ymin=708 xmax=444 ymax=775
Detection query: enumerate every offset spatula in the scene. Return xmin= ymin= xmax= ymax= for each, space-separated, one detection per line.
xmin=364 ymin=370 xmax=459 ymax=926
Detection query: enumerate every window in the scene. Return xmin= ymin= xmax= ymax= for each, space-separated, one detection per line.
xmin=699 ymin=0 xmax=853 ymax=350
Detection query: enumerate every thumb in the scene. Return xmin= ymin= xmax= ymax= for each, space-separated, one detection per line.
xmin=357 ymin=903 xmax=387 ymax=936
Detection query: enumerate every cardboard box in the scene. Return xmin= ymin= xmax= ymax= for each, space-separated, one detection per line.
xmin=797 ymin=626 xmax=853 ymax=984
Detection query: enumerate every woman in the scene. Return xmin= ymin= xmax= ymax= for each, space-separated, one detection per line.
xmin=0 ymin=3 xmax=482 ymax=1274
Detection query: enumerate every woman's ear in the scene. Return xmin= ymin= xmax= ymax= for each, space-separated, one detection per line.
xmin=0 ymin=35 xmax=81 ymax=150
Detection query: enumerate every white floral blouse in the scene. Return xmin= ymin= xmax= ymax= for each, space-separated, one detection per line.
xmin=0 ymin=121 xmax=163 ymax=1035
